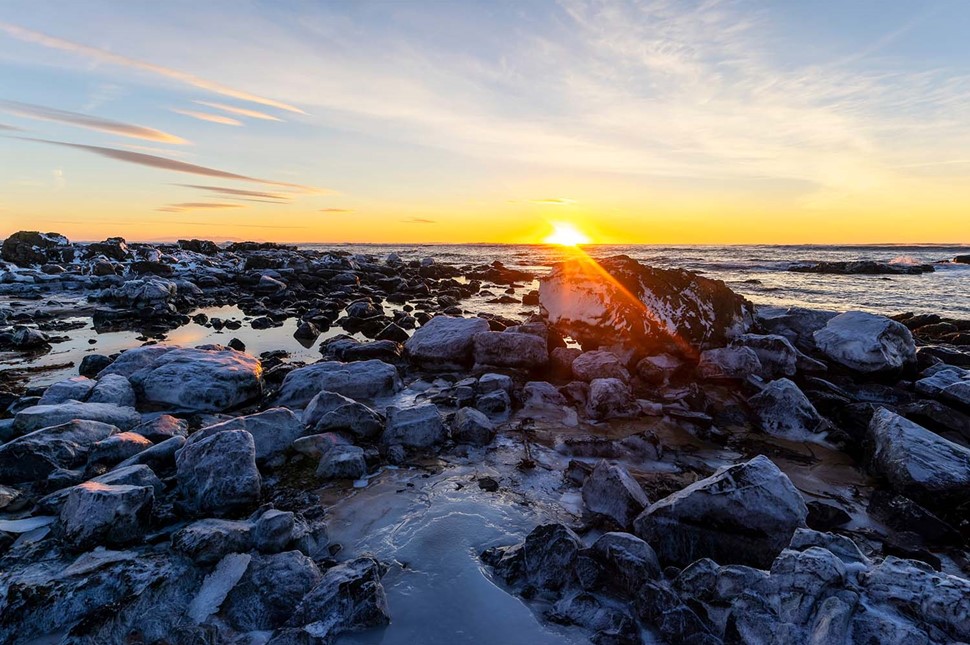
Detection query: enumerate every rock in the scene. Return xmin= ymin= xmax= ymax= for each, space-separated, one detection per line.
xmin=788 ymin=528 xmax=870 ymax=566
xmin=39 ymin=464 xmax=165 ymax=515
xmin=292 ymin=433 xmax=348 ymax=460
xmin=634 ymin=455 xmax=808 ymax=568
xmin=178 ymin=238 xmax=220 ymax=254
xmin=472 ymin=331 xmax=548 ymax=368
xmin=805 ymin=501 xmax=852 ymax=531
xmin=696 ymin=346 xmax=762 ymax=379
xmin=582 ymin=461 xmax=649 ymax=528
xmin=128 ymin=347 xmax=263 ymax=412
xmin=285 ymin=556 xmax=390 ymax=642
xmin=175 ymin=429 xmax=261 ymax=516
xmin=172 ymin=518 xmax=254 ymax=564
xmin=382 ymin=403 xmax=446 ymax=449
xmin=789 ymin=260 xmax=934 ymax=275
xmin=484 ymin=523 xmax=583 ymax=592
xmin=107 ymin=278 xmax=177 ymax=308
xmin=451 ymin=407 xmax=496 ymax=446
xmin=0 ymin=419 xmax=118 ymax=483
xmin=38 ymin=376 xmax=96 ymax=405
xmin=87 ymin=374 xmax=136 ymax=407
xmin=585 ymin=377 xmax=639 ymax=420
xmin=253 ymin=509 xmax=297 ymax=554
xmin=635 ymin=353 xmax=684 ymax=386
xmin=195 ymin=408 xmax=303 ymax=461
xmin=376 ymin=322 xmax=410 ymax=343
xmin=575 ymin=532 xmax=661 ymax=595
xmin=2 ymin=325 xmax=51 ymax=351
xmin=85 ymin=236 xmax=130 ymax=261
xmin=276 ymin=359 xmax=401 ymax=408
xmin=478 ymin=372 xmax=513 ymax=394
xmin=756 ymin=306 xmax=838 ymax=353
xmin=734 ymin=333 xmax=803 ymax=379
xmin=861 ymin=556 xmax=970 ymax=641
xmin=550 ymin=592 xmax=640 ymax=642
xmin=13 ymin=401 xmax=139 ymax=434
xmin=403 ymin=315 xmax=491 ymax=368
xmin=749 ymin=378 xmax=828 ymax=441
xmin=59 ymin=482 xmax=154 ymax=550
xmin=316 ymin=444 xmax=368 ymax=480
xmin=86 ymin=431 xmax=154 ymax=468
xmin=79 ymin=354 xmax=112 ymax=378
xmin=96 ymin=345 xmax=175 ymax=378
xmin=813 ymin=311 xmax=916 ymax=374
xmin=539 ymin=255 xmax=753 ymax=353
xmin=477 ymin=389 xmax=512 ymax=416
xmin=223 ymin=551 xmax=322 ymax=631
xmin=186 ymin=553 xmax=251 ymax=624
xmin=1 ymin=230 xmax=72 ymax=266
xmin=867 ymin=407 xmax=970 ymax=510
xmin=571 ymin=350 xmax=630 ymax=382
xmin=303 ymin=390 xmax=384 ymax=440
xmin=115 ymin=435 xmax=184 ymax=473
xmin=130 ymin=414 xmax=188 ymax=442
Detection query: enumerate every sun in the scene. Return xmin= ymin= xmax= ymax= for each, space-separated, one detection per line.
xmin=543 ymin=222 xmax=591 ymax=246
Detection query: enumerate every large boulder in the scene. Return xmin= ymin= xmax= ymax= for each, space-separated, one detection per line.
xmin=175 ymin=429 xmax=261 ymax=516
xmin=13 ymin=401 xmax=139 ymax=434
xmin=483 ymin=523 xmax=583 ymax=592
xmin=582 ymin=460 xmax=649 ymax=529
xmin=382 ymin=403 xmax=446 ymax=449
xmin=868 ymin=407 xmax=970 ymax=510
xmin=633 ymin=455 xmax=808 ymax=568
xmin=539 ymin=255 xmax=753 ymax=354
xmin=59 ymin=482 xmax=154 ymax=550
xmin=128 ymin=347 xmax=263 ymax=412
xmin=276 ymin=360 xmax=401 ymax=408
xmin=97 ymin=345 xmax=176 ymax=378
xmin=472 ymin=331 xmax=548 ymax=369
xmin=223 ymin=551 xmax=322 ymax=631
xmin=107 ymin=278 xmax=177 ymax=308
xmin=87 ymin=374 xmax=136 ymax=407
xmin=193 ymin=408 xmax=303 ymax=461
xmin=748 ymin=379 xmax=828 ymax=442
xmin=1 ymin=230 xmax=72 ymax=266
xmin=0 ymin=420 xmax=118 ymax=483
xmin=38 ymin=377 xmax=96 ymax=405
xmin=813 ymin=311 xmax=916 ymax=374
xmin=302 ymin=391 xmax=384 ymax=440
xmin=404 ymin=315 xmax=491 ymax=368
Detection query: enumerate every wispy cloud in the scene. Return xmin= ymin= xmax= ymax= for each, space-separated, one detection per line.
xmin=320 ymin=207 xmax=352 ymax=213
xmin=18 ymin=137 xmax=324 ymax=191
xmin=0 ymin=21 xmax=305 ymax=115
xmin=402 ymin=217 xmax=435 ymax=224
xmin=171 ymin=108 xmax=241 ymax=126
xmin=530 ymin=198 xmax=576 ymax=206
xmin=195 ymin=101 xmax=282 ymax=122
xmin=175 ymin=184 xmax=289 ymax=200
xmin=157 ymin=202 xmax=243 ymax=212
xmin=0 ymin=123 xmax=22 ymax=131
xmin=1 ymin=99 xmax=186 ymax=143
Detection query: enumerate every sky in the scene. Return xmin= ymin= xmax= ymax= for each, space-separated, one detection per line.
xmin=1 ymin=0 xmax=969 ymax=244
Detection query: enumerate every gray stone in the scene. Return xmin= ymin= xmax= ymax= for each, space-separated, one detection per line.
xmin=0 ymin=419 xmax=118 ymax=483
xmin=404 ymin=315 xmax=491 ymax=368
xmin=697 ymin=346 xmax=762 ymax=379
xmin=223 ymin=551 xmax=322 ymax=631
xmin=303 ymin=390 xmax=383 ymax=440
xmin=13 ymin=401 xmax=140 ymax=434
xmin=175 ymin=429 xmax=261 ymax=516
xmin=59 ymin=482 xmax=154 ymax=550
xmin=276 ymin=359 xmax=401 ymax=408
xmin=582 ymin=460 xmax=649 ymax=528
xmin=87 ymin=374 xmax=136 ymax=407
xmin=571 ymin=350 xmax=630 ymax=382
xmin=192 ymin=407 xmax=303 ymax=461
xmin=172 ymin=518 xmax=254 ymax=564
xmin=382 ymin=403 xmax=446 ymax=449
xmin=814 ymin=311 xmax=916 ymax=373
xmin=451 ymin=407 xmax=495 ymax=446
xmin=472 ymin=331 xmax=548 ymax=368
xmin=749 ymin=378 xmax=828 ymax=441
xmin=316 ymin=444 xmax=368 ymax=480
xmin=38 ymin=377 xmax=95 ymax=405
xmin=585 ymin=377 xmax=639 ymax=420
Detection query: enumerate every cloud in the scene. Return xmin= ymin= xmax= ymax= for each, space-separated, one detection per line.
xmin=175 ymin=184 xmax=289 ymax=200
xmin=0 ymin=21 xmax=305 ymax=115
xmin=0 ymin=123 xmax=23 ymax=131
xmin=18 ymin=136 xmax=324 ymax=191
xmin=195 ymin=101 xmax=282 ymax=122
xmin=171 ymin=108 xmax=241 ymax=126
xmin=530 ymin=198 xmax=576 ymax=205
xmin=319 ymin=207 xmax=352 ymax=213
xmin=402 ymin=217 xmax=435 ymax=224
xmin=157 ymin=202 xmax=243 ymax=212
xmin=1 ymin=100 xmax=186 ymax=143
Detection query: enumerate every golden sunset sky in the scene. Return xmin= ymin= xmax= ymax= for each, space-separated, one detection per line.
xmin=1 ymin=1 xmax=969 ymax=244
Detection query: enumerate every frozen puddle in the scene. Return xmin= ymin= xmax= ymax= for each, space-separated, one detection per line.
xmin=325 ymin=467 xmax=589 ymax=645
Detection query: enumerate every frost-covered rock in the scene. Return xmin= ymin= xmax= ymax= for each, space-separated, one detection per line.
xmin=582 ymin=461 xmax=649 ymax=528
xmin=37 ymin=464 xmax=164 ymax=515
xmin=193 ymin=407 xmax=303 ymax=461
xmin=0 ymin=419 xmax=117 ymax=483
xmin=539 ymin=255 xmax=753 ymax=353
xmin=172 ymin=518 xmax=254 ymax=564
xmin=756 ymin=306 xmax=838 ymax=353
xmin=303 ymin=390 xmax=384 ymax=440
xmin=472 ymin=330 xmax=548 ymax=368
xmin=813 ymin=311 xmax=916 ymax=373
xmin=87 ymin=374 xmax=136 ymax=407
xmin=634 ymin=455 xmax=808 ymax=568
xmin=696 ymin=346 xmax=762 ymax=380
xmin=571 ymin=350 xmax=630 ymax=382
xmin=749 ymin=378 xmax=828 ymax=441
xmin=382 ymin=403 xmax=446 ymax=449
xmin=483 ymin=523 xmax=583 ymax=592
xmin=734 ymin=333 xmax=803 ymax=379
xmin=128 ymin=346 xmax=262 ymax=412
xmin=868 ymin=407 xmax=970 ymax=509
xmin=87 ymin=431 xmax=154 ymax=468
xmin=0 ymin=230 xmax=72 ymax=266
xmin=38 ymin=376 xmax=96 ymax=405
xmin=13 ymin=401 xmax=139 ymax=434
xmin=223 ymin=551 xmax=322 ymax=631
xmin=96 ymin=345 xmax=175 ymax=378
xmin=585 ymin=378 xmax=639 ymax=420
xmin=404 ymin=315 xmax=491 ymax=368
xmin=187 ymin=553 xmax=251 ymax=624
xmin=175 ymin=429 xmax=261 ymax=516
xmin=276 ymin=359 xmax=401 ymax=408
xmin=451 ymin=407 xmax=495 ymax=446
xmin=284 ymin=556 xmax=390 ymax=642
xmin=59 ymin=481 xmax=154 ymax=550
xmin=316 ymin=444 xmax=367 ymax=480
xmin=575 ymin=532 xmax=661 ymax=595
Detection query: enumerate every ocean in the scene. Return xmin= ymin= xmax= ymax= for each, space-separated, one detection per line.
xmin=306 ymin=243 xmax=970 ymax=319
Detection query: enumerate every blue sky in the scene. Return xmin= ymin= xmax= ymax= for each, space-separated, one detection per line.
xmin=1 ymin=0 xmax=968 ymax=243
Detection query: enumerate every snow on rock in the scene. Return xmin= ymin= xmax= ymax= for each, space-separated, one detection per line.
xmin=539 ymin=255 xmax=753 ymax=354
xmin=867 ymin=407 xmax=970 ymax=510
xmin=633 ymin=455 xmax=808 ymax=568
xmin=571 ymin=350 xmax=630 ymax=382
xmin=276 ymin=359 xmax=401 ymax=408
xmin=127 ymin=346 xmax=263 ymax=412
xmin=187 ymin=552 xmax=252 ymax=624
xmin=404 ymin=315 xmax=491 ymax=368
xmin=813 ymin=311 xmax=916 ymax=374
xmin=748 ymin=378 xmax=828 ymax=442
xmin=696 ymin=346 xmax=762 ymax=380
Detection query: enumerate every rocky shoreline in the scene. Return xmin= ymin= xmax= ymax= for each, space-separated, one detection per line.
xmin=1 ymin=231 xmax=969 ymax=644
